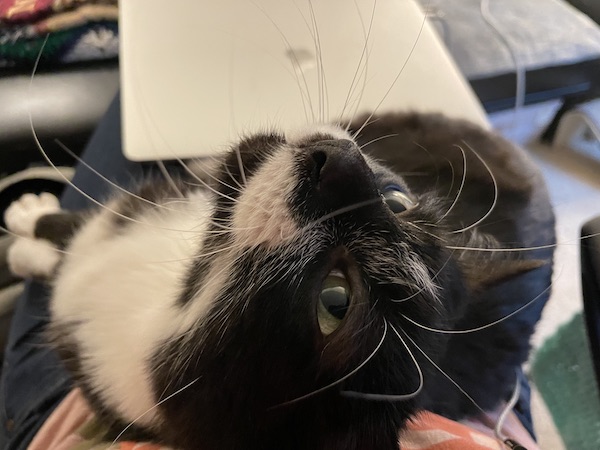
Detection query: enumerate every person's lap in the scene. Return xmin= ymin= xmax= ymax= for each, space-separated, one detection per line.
xmin=0 ymin=94 xmax=536 ymax=449
xmin=0 ymin=95 xmax=146 ymax=450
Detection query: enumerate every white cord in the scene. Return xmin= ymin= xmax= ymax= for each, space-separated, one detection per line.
xmin=480 ymin=0 xmax=526 ymax=114
xmin=494 ymin=370 xmax=525 ymax=448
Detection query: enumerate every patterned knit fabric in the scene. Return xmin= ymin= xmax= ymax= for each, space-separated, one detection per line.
xmin=0 ymin=0 xmax=118 ymax=69
xmin=29 ymin=389 xmax=539 ymax=450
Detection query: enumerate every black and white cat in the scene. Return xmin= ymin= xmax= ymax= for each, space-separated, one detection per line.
xmin=4 ymin=112 xmax=554 ymax=450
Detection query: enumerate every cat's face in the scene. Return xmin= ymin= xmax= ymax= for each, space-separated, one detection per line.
xmin=154 ymin=125 xmax=468 ymax=449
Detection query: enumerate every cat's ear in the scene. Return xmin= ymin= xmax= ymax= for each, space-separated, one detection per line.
xmin=457 ymin=231 xmax=551 ymax=292
xmin=460 ymin=257 xmax=549 ymax=293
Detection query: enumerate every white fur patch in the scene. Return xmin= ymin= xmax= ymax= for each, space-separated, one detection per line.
xmin=4 ymin=193 xmax=61 ymax=237
xmin=51 ymin=189 xmax=213 ymax=428
xmin=232 ymin=150 xmax=300 ymax=247
xmin=7 ymin=238 xmax=60 ymax=278
xmin=285 ymin=123 xmax=353 ymax=144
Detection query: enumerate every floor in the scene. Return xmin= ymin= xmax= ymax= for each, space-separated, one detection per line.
xmin=489 ymin=100 xmax=600 ymax=450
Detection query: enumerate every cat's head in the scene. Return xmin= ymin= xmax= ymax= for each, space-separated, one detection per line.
xmin=154 ymin=124 xmax=534 ymax=449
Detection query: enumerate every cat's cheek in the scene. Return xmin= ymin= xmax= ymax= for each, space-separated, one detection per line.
xmin=231 ymin=150 xmax=300 ymax=247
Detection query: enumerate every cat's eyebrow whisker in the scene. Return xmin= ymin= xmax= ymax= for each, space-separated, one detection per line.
xmin=53 ymin=139 xmax=192 ymax=215
xmin=162 ymin=152 xmax=248 ymax=201
xmin=31 ymin=127 xmax=202 ymax=234
xmin=351 ymin=1 xmax=430 ymax=139
xmin=251 ymin=0 xmax=316 ymax=122
xmin=449 ymin=141 xmax=498 ymax=234
xmin=436 ymin=144 xmax=467 ymax=224
xmin=144 ymin=240 xmax=249 ymax=265
xmin=223 ymin=161 xmax=245 ymax=191
xmin=156 ymin=159 xmax=186 ymax=198
xmin=358 ymin=133 xmax=399 ymax=150
xmin=401 ymin=277 xmax=554 ymax=334
xmin=234 ymin=146 xmax=248 ymax=186
xmin=293 ymin=0 xmax=330 ymax=123
xmin=28 ymin=36 xmax=167 ymax=229
xmin=203 ymin=216 xmax=251 ymax=230
xmin=111 ymin=377 xmax=200 ymax=446
xmin=298 ymin=0 xmax=326 ymax=122
xmin=27 ymin=43 xmax=218 ymax=234
xmin=444 ymin=151 xmax=457 ymax=198
xmin=412 ymin=142 xmax=444 ymax=192
xmin=191 ymin=157 xmax=246 ymax=195
xmin=269 ymin=319 xmax=388 ymax=409
xmin=343 ymin=0 xmax=376 ymax=129
xmin=350 ymin=116 xmax=382 ymax=141
xmin=182 ymin=176 xmax=274 ymax=219
xmin=311 ymin=0 xmax=330 ymax=123
xmin=402 ymin=329 xmax=487 ymax=416
xmin=178 ymin=165 xmax=246 ymax=206
xmin=341 ymin=321 xmax=423 ymax=401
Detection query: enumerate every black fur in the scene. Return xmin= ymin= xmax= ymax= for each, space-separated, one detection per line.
xmin=34 ymin=212 xmax=84 ymax=248
xmin=38 ymin=112 xmax=554 ymax=449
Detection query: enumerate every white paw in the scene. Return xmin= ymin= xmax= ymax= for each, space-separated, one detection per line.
xmin=4 ymin=193 xmax=61 ymax=237
xmin=7 ymin=238 xmax=61 ymax=279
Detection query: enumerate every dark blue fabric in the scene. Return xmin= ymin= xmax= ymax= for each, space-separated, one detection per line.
xmin=0 ymin=94 xmax=144 ymax=450
xmin=514 ymin=368 xmax=536 ymax=441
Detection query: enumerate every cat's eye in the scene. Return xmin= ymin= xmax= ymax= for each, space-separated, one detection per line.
xmin=317 ymin=271 xmax=351 ymax=335
xmin=382 ymin=185 xmax=416 ymax=214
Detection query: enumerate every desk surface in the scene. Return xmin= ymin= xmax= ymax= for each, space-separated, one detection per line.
xmin=120 ymin=0 xmax=488 ymax=161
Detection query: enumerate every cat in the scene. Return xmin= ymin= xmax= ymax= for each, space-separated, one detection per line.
xmin=4 ymin=111 xmax=555 ymax=450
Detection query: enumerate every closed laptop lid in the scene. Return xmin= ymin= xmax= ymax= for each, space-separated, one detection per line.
xmin=119 ymin=0 xmax=487 ymax=161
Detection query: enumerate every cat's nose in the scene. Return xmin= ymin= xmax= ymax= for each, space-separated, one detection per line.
xmin=303 ymin=139 xmax=378 ymax=212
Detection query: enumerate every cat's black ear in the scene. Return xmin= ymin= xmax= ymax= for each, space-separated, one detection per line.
xmin=460 ymin=257 xmax=549 ymax=293
xmin=456 ymin=230 xmax=551 ymax=292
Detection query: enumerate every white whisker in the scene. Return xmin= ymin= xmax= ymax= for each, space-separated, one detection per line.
xmin=450 ymin=142 xmax=498 ymax=234
xmin=251 ymin=0 xmax=315 ymax=122
xmin=156 ymin=160 xmax=186 ymax=198
xmin=300 ymin=197 xmax=382 ymax=232
xmin=405 ymin=221 xmax=445 ymax=242
xmin=343 ymin=0 xmax=376 ymax=128
xmin=341 ymin=321 xmax=423 ymax=401
xmin=111 ymin=377 xmax=199 ymax=446
xmin=269 ymin=319 xmax=387 ymax=408
xmin=390 ymin=249 xmax=455 ymax=303
xmin=402 ymin=330 xmax=487 ymax=415
xmin=437 ymin=144 xmax=467 ymax=223
xmin=352 ymin=1 xmax=430 ymax=139
xmin=234 ymin=146 xmax=247 ymax=186
xmin=54 ymin=139 xmax=189 ymax=215
xmin=401 ymin=276 xmax=555 ymax=334
xmin=358 ymin=133 xmax=399 ymax=150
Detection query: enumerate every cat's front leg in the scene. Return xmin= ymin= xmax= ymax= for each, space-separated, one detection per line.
xmin=4 ymin=193 xmax=82 ymax=279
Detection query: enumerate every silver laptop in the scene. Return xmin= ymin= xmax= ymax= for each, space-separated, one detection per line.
xmin=119 ymin=0 xmax=487 ymax=161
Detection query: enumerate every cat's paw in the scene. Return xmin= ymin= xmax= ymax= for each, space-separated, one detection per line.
xmin=7 ymin=237 xmax=61 ymax=279
xmin=4 ymin=193 xmax=61 ymax=237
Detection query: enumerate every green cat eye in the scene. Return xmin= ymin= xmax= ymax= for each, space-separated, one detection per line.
xmin=383 ymin=187 xmax=416 ymax=214
xmin=317 ymin=271 xmax=351 ymax=335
